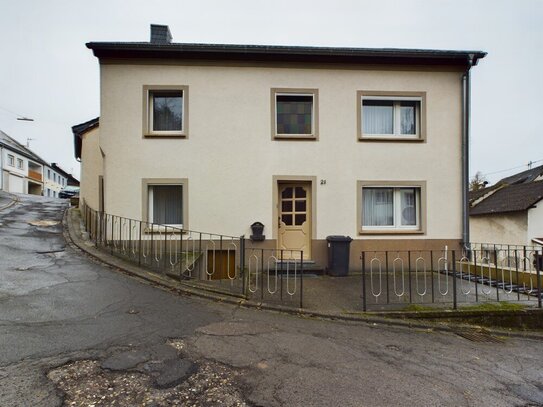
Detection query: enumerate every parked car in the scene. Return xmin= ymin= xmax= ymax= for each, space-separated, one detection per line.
xmin=59 ymin=186 xmax=80 ymax=199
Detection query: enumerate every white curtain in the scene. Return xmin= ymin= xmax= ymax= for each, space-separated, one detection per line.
xmin=400 ymin=102 xmax=416 ymax=135
xmin=363 ymin=188 xmax=393 ymax=226
xmin=363 ymin=101 xmax=393 ymax=134
xmin=152 ymin=185 xmax=183 ymax=224
xmin=400 ymin=188 xmax=416 ymax=225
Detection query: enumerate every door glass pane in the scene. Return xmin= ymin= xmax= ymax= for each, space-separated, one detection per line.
xmin=294 ymin=214 xmax=306 ymax=225
xmin=400 ymin=102 xmax=417 ymax=135
xmin=363 ymin=100 xmax=393 ymax=134
xmin=281 ymin=214 xmax=293 ymax=225
xmin=276 ymin=95 xmax=313 ymax=135
xmin=151 ymin=185 xmax=183 ymax=224
xmin=282 ymin=200 xmax=293 ymax=212
xmin=295 ymin=200 xmax=306 ymax=212
xmin=400 ymin=188 xmax=417 ymax=226
xmin=153 ymin=92 xmax=183 ymax=131
xmin=281 ymin=187 xmax=293 ymax=199
xmin=362 ymin=188 xmax=394 ymax=226
xmin=295 ymin=187 xmax=306 ymax=198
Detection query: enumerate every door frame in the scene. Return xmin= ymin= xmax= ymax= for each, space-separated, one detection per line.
xmin=272 ymin=175 xmax=317 ymax=259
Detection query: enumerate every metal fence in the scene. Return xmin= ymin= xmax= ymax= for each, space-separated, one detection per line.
xmin=80 ymin=203 xmax=542 ymax=313
xmin=361 ymin=247 xmax=542 ymax=311
xmin=80 ymin=202 xmax=304 ymax=307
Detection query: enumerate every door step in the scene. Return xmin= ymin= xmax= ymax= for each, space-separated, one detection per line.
xmin=273 ymin=261 xmax=325 ymax=275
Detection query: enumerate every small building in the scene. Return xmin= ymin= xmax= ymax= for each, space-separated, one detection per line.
xmin=470 ymin=165 xmax=543 ymax=247
xmin=0 ymin=130 xmax=45 ymax=195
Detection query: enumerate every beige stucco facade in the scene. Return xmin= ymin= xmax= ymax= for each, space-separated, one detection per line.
xmin=79 ymin=127 xmax=103 ymax=210
xmin=81 ymin=59 xmax=469 ymax=269
xmin=470 ymin=212 xmax=528 ymax=246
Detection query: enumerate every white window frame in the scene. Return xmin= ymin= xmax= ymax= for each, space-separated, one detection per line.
xmin=143 ymin=85 xmax=189 ymax=138
xmin=8 ymin=154 xmax=15 ymax=166
xmin=148 ymin=184 xmax=184 ymax=228
xmin=361 ymin=186 xmax=421 ymax=231
xmin=361 ymin=96 xmax=422 ymax=139
xmin=16 ymin=158 xmax=23 ymax=169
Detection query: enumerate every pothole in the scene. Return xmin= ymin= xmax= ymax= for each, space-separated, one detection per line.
xmin=47 ymin=340 xmax=248 ymax=406
xmin=28 ymin=220 xmax=60 ymax=227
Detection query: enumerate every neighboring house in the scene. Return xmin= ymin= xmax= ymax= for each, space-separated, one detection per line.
xmin=44 ymin=164 xmax=67 ymax=198
xmin=0 ymin=129 xmax=45 ymax=195
xmin=78 ymin=24 xmax=485 ymax=270
xmin=470 ymin=165 xmax=543 ymax=247
xmin=73 ymin=117 xmax=101 ymax=209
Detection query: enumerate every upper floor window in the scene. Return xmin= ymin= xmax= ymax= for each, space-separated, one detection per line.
xmin=17 ymin=158 xmax=23 ymax=169
xmin=272 ymin=88 xmax=318 ymax=140
xmin=143 ymin=85 xmax=188 ymax=137
xmin=358 ymin=92 xmax=426 ymax=141
xmin=8 ymin=154 xmax=15 ymax=166
xmin=47 ymin=169 xmax=51 ymax=179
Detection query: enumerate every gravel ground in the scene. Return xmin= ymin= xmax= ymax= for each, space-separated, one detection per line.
xmin=47 ymin=339 xmax=247 ymax=407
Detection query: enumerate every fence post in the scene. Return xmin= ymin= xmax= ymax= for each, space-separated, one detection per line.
xmin=361 ymin=252 xmax=367 ymax=312
xmin=239 ymin=235 xmax=246 ymax=297
xmin=408 ymin=251 xmax=412 ymax=304
xmin=300 ymin=251 xmax=304 ymax=309
xmin=494 ymin=249 xmax=500 ymax=302
xmin=537 ymin=248 xmax=542 ymax=309
xmin=138 ymin=221 xmax=142 ymax=267
xmin=94 ymin=210 xmax=98 ymax=247
xmin=452 ymin=251 xmax=457 ymax=310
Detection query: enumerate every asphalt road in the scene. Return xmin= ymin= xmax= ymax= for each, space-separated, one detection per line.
xmin=1 ymin=193 xmax=542 ymax=406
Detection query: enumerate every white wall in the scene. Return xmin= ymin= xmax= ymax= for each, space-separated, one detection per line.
xmin=100 ymin=62 xmax=464 ymax=240
xmin=528 ymin=201 xmax=543 ymax=243
xmin=44 ymin=166 xmax=66 ymax=198
xmin=470 ymin=212 xmax=528 ymax=246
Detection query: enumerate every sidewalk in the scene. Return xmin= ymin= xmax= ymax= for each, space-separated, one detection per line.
xmin=0 ymin=191 xmax=18 ymax=211
xmin=65 ymin=207 xmax=543 ymax=338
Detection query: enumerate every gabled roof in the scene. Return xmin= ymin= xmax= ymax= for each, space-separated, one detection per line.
xmin=0 ymin=129 xmax=48 ymax=165
xmin=87 ymin=41 xmax=486 ymax=68
xmin=498 ymin=164 xmax=543 ymax=185
xmin=72 ymin=117 xmax=99 ymax=160
xmin=470 ymin=181 xmax=543 ymax=216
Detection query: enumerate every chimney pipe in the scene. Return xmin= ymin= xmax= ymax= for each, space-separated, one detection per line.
xmin=150 ymin=24 xmax=172 ymax=44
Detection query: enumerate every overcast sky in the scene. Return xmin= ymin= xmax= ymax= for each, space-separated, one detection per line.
xmin=0 ymin=0 xmax=541 ymax=182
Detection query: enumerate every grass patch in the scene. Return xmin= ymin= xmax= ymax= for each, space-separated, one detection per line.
xmin=402 ymin=304 xmax=436 ymax=312
xmin=460 ymin=302 xmax=526 ymax=312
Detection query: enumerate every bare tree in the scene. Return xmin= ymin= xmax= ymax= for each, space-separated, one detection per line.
xmin=470 ymin=171 xmax=488 ymax=191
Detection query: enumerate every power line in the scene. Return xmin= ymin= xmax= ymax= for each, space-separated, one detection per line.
xmin=480 ymin=158 xmax=543 ymax=177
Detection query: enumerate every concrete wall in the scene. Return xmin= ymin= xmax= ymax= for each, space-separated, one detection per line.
xmin=527 ymin=201 xmax=543 ymax=243
xmin=79 ymin=127 xmax=102 ymax=210
xmin=470 ymin=212 xmax=528 ymax=246
xmin=98 ymin=62 xmax=464 ymax=247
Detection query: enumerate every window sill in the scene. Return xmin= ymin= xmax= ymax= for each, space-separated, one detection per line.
xmin=144 ymin=133 xmax=187 ymax=139
xmin=359 ymin=229 xmax=425 ymax=235
xmin=273 ymin=134 xmax=317 ymax=141
xmin=359 ymin=136 xmax=424 ymax=143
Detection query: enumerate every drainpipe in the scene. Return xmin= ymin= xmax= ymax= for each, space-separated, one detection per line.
xmin=462 ymin=55 xmax=474 ymax=249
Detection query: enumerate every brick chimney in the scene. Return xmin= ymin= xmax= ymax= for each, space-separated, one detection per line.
xmin=150 ymin=24 xmax=172 ymax=44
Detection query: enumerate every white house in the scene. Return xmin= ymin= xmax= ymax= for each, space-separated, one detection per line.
xmin=77 ymin=25 xmax=486 ymax=270
xmin=0 ymin=130 xmax=45 ymax=195
xmin=470 ymin=165 xmax=543 ymax=247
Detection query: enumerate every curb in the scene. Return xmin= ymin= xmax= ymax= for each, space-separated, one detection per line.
xmin=64 ymin=208 xmax=543 ymax=341
xmin=0 ymin=192 xmax=19 ymax=212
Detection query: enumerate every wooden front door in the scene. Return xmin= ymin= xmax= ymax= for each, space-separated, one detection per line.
xmin=278 ymin=183 xmax=311 ymax=260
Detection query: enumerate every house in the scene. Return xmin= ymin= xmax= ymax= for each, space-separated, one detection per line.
xmin=43 ymin=164 xmax=69 ymax=198
xmin=0 ymin=129 xmax=46 ymax=195
xmin=77 ymin=24 xmax=485 ymax=270
xmin=470 ymin=165 xmax=543 ymax=247
xmin=73 ymin=117 xmax=101 ymax=209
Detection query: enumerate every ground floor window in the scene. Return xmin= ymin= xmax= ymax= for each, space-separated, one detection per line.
xmin=148 ymin=185 xmax=183 ymax=226
xmin=361 ymin=185 xmax=422 ymax=231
